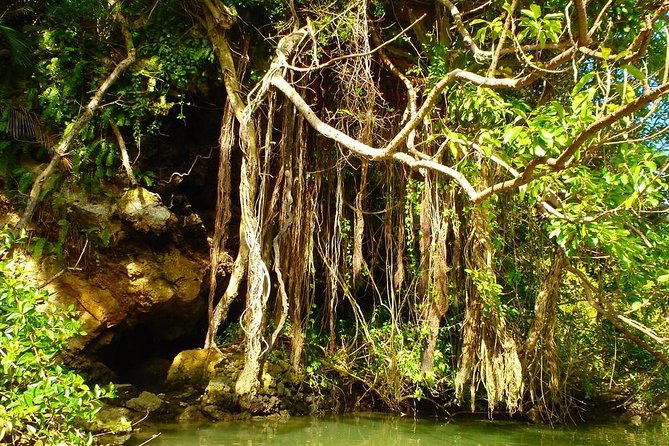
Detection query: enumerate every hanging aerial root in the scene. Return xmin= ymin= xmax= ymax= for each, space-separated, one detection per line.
xmin=456 ymin=207 xmax=523 ymax=414
xmin=523 ymin=249 xmax=567 ymax=421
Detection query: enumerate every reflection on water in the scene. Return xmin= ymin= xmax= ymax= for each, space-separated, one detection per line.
xmin=125 ymin=413 xmax=669 ymax=446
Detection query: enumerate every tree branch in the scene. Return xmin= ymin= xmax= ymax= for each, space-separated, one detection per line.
xmin=472 ymin=157 xmax=546 ymax=203
xmin=269 ymin=5 xmax=669 ymax=208
xmin=15 ymin=5 xmax=136 ymax=232
xmin=574 ymin=0 xmax=591 ymax=45
xmin=567 ymin=265 xmax=669 ymax=367
xmin=487 ymin=0 xmax=518 ymax=76
xmin=547 ymin=82 xmax=669 ymax=170
xmin=109 ymin=120 xmax=138 ymax=186
xmin=437 ymin=0 xmax=493 ymax=59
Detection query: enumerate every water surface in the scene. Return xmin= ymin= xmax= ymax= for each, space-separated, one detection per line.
xmin=126 ymin=413 xmax=668 ymax=445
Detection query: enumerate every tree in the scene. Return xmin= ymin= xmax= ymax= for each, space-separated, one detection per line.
xmin=194 ymin=0 xmax=669 ymax=416
xmin=6 ymin=0 xmax=669 ymax=420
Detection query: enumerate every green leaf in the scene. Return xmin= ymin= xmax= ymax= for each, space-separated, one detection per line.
xmin=503 ymin=126 xmax=524 ymax=144
xmin=600 ymin=46 xmax=612 ymax=60
xmin=572 ymin=72 xmax=596 ymax=97
xmin=623 ymin=64 xmax=646 ymax=82
xmin=530 ymin=4 xmax=542 ymax=19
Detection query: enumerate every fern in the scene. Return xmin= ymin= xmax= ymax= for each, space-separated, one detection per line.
xmin=17 ymin=170 xmax=35 ymax=194
xmin=0 ymin=24 xmax=32 ymax=68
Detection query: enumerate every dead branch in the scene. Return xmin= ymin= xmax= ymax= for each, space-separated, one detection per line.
xmin=109 ymin=120 xmax=138 ymax=186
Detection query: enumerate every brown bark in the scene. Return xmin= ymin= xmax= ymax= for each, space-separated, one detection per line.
xmin=204 ymin=104 xmax=235 ymax=349
xmin=352 ymin=160 xmax=367 ymax=286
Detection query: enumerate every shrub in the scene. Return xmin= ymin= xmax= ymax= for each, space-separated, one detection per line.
xmin=0 ymin=230 xmax=109 ymax=445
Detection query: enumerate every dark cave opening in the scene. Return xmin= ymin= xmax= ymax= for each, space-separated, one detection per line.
xmin=95 ymin=303 xmax=209 ymax=392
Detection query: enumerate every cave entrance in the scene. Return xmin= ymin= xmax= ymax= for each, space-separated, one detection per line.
xmin=95 ymin=308 xmax=208 ymax=392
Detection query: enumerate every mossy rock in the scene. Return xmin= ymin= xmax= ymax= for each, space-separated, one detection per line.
xmin=166 ymin=348 xmax=224 ymax=390
xmin=117 ymin=187 xmax=176 ymax=234
xmin=89 ymin=406 xmax=134 ymax=434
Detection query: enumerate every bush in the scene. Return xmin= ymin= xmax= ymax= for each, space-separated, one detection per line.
xmin=0 ymin=230 xmax=109 ymax=445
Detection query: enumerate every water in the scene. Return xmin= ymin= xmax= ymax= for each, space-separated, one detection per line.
xmin=125 ymin=413 xmax=669 ymax=446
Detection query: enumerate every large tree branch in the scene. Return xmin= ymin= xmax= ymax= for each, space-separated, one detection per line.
xmin=437 ymin=0 xmax=493 ymax=60
xmin=269 ymin=5 xmax=669 ymax=207
xmin=547 ymin=82 xmax=669 ymax=170
xmin=273 ymin=62 xmax=669 ymax=204
xmin=472 ymin=157 xmax=546 ymax=203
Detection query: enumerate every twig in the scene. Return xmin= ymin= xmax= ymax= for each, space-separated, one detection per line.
xmin=137 ymin=433 xmax=162 ymax=446
xmin=283 ymin=14 xmax=426 ymax=72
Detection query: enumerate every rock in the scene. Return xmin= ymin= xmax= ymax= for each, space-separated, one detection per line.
xmin=58 ymin=185 xmax=121 ymax=235
xmin=123 ymin=246 xmax=206 ymax=308
xmin=113 ymin=384 xmax=141 ymax=400
xmin=262 ymin=372 xmax=274 ymax=392
xmin=173 ymin=386 xmax=199 ymax=401
xmin=177 ymin=405 xmax=210 ymax=423
xmin=201 ymin=405 xmax=232 ymax=421
xmin=628 ymin=414 xmax=643 ymax=427
xmin=52 ymin=272 xmax=127 ymax=342
xmin=204 ymin=377 xmax=238 ymax=408
xmin=117 ymin=187 xmax=176 ymax=234
xmin=125 ymin=391 xmax=164 ymax=413
xmin=48 ymin=244 xmax=207 ymax=358
xmin=89 ymin=406 xmax=134 ymax=434
xmin=166 ymin=349 xmax=224 ymax=390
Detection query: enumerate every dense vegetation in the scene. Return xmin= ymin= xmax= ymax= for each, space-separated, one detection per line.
xmin=0 ymin=231 xmax=109 ymax=444
xmin=2 ymin=0 xmax=669 ymax=431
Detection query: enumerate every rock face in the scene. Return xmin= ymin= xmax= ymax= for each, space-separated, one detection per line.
xmin=35 ymin=184 xmax=209 ymax=384
xmin=117 ymin=187 xmax=176 ymax=234
xmin=51 ymin=245 xmax=207 ymax=349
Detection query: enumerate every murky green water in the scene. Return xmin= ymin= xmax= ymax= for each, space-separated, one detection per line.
xmin=125 ymin=413 xmax=669 ymax=446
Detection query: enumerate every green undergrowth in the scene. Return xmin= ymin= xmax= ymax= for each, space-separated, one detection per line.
xmin=0 ymin=229 xmax=111 ymax=445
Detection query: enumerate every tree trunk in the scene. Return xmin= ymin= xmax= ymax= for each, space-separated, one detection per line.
xmin=200 ymin=0 xmax=268 ymax=398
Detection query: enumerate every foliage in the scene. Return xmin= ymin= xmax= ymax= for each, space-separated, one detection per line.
xmin=0 ymin=230 xmax=110 ymax=445
xmin=3 ymin=0 xmax=669 ymax=421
